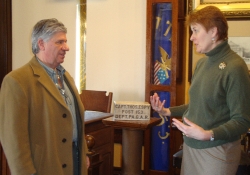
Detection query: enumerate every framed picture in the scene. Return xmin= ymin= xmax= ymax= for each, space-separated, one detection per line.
xmin=223 ymin=21 xmax=250 ymax=73
xmin=187 ymin=0 xmax=250 ymax=19
xmin=202 ymin=0 xmax=249 ymax=2
xmin=228 ymin=37 xmax=250 ymax=70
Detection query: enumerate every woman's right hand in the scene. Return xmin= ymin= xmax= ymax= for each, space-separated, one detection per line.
xmin=150 ymin=93 xmax=170 ymax=116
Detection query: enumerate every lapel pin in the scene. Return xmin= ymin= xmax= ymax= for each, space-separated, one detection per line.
xmin=219 ymin=62 xmax=226 ymax=70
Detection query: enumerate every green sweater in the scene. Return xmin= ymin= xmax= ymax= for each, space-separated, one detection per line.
xmin=170 ymin=40 xmax=250 ymax=149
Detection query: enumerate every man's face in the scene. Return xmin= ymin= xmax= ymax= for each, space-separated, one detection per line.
xmin=42 ymin=32 xmax=69 ymax=68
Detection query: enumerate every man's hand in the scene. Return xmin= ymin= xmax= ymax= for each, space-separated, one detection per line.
xmin=86 ymin=156 xmax=90 ymax=168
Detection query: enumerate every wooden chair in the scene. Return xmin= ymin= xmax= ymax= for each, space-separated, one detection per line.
xmin=80 ymin=90 xmax=113 ymax=175
xmin=80 ymin=90 xmax=113 ymax=113
xmin=80 ymin=90 xmax=123 ymax=144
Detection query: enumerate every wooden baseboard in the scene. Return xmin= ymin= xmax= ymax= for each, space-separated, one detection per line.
xmin=113 ymin=167 xmax=145 ymax=175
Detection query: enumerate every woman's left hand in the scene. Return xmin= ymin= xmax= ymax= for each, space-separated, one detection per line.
xmin=172 ymin=117 xmax=211 ymax=141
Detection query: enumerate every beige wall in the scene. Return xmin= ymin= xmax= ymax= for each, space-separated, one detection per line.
xmin=87 ymin=1 xmax=146 ymax=167
xmin=86 ymin=0 xmax=146 ymax=103
xmin=12 ymin=0 xmax=79 ymax=77
xmin=12 ymin=0 xmax=146 ymax=106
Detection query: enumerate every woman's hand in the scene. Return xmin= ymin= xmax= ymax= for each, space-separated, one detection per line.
xmin=172 ymin=117 xmax=212 ymax=141
xmin=150 ymin=93 xmax=170 ymax=116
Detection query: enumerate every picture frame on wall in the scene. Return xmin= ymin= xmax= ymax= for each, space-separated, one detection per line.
xmin=187 ymin=0 xmax=250 ymax=19
xmin=228 ymin=37 xmax=250 ymax=70
xmin=202 ymin=0 xmax=249 ymax=2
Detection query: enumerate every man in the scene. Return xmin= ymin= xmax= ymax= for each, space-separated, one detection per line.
xmin=0 ymin=18 xmax=89 ymax=175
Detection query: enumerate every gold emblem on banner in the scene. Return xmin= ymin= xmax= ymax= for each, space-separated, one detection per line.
xmin=157 ymin=114 xmax=170 ymax=140
xmin=156 ymin=46 xmax=171 ymax=78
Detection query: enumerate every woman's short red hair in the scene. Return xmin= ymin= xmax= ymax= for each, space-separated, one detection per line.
xmin=186 ymin=6 xmax=228 ymax=41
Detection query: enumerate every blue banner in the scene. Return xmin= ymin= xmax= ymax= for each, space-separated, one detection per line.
xmin=151 ymin=3 xmax=172 ymax=172
xmin=151 ymin=91 xmax=171 ymax=171
xmin=153 ymin=3 xmax=172 ymax=86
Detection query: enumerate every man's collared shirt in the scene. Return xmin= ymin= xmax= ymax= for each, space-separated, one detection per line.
xmin=37 ymin=57 xmax=78 ymax=142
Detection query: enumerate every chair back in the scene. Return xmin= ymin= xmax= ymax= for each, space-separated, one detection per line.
xmin=80 ymin=90 xmax=113 ymax=113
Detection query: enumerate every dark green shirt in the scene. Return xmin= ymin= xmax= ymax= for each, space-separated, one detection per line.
xmin=170 ymin=40 xmax=250 ymax=149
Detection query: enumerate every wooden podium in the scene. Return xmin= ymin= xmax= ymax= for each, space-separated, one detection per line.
xmin=103 ymin=117 xmax=161 ymax=175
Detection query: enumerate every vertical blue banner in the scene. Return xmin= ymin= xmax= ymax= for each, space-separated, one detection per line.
xmin=151 ymin=91 xmax=171 ymax=171
xmin=153 ymin=3 xmax=172 ymax=86
xmin=151 ymin=3 xmax=172 ymax=172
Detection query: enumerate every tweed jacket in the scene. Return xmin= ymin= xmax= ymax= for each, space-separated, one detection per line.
xmin=0 ymin=57 xmax=88 ymax=175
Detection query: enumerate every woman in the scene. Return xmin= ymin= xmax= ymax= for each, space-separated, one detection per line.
xmin=150 ymin=6 xmax=250 ymax=175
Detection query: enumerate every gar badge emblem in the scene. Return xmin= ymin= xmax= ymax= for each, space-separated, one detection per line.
xmin=219 ymin=62 xmax=226 ymax=70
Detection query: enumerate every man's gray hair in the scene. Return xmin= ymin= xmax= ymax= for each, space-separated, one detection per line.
xmin=31 ymin=18 xmax=67 ymax=54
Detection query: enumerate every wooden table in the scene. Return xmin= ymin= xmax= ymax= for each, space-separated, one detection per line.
xmin=85 ymin=110 xmax=113 ymax=124
xmin=84 ymin=111 xmax=114 ymax=175
xmin=102 ymin=117 xmax=161 ymax=175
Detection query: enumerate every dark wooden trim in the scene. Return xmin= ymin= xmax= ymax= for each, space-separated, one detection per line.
xmin=1 ymin=143 xmax=10 ymax=175
xmin=0 ymin=0 xmax=12 ymax=174
xmin=188 ymin=28 xmax=193 ymax=82
xmin=114 ymin=129 xmax=123 ymax=144
xmin=0 ymin=0 xmax=12 ymax=85
xmin=145 ymin=1 xmax=186 ymax=175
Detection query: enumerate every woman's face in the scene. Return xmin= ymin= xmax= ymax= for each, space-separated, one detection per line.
xmin=190 ymin=23 xmax=216 ymax=54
